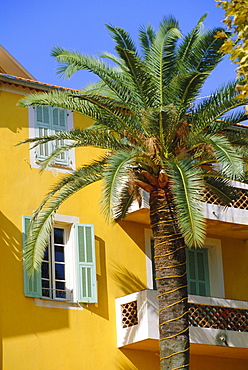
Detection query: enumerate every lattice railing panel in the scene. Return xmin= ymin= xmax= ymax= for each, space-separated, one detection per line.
xmin=189 ymin=303 xmax=248 ymax=332
xmin=121 ymin=300 xmax=138 ymax=328
xmin=205 ymin=188 xmax=248 ymax=210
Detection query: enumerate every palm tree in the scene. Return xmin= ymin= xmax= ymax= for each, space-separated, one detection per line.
xmin=19 ymin=15 xmax=248 ymax=370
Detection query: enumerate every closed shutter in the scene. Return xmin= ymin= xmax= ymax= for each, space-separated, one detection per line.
xmin=52 ymin=108 xmax=67 ymax=130
xmin=35 ymin=106 xmax=50 ymax=127
xmin=51 ymin=108 xmax=68 ymax=166
xmin=76 ymin=224 xmax=97 ymax=303
xmin=186 ymin=248 xmax=210 ymax=296
xmin=34 ymin=106 xmax=69 ymax=166
xmin=22 ymin=216 xmax=42 ymax=298
xmin=35 ymin=106 xmax=51 ymax=161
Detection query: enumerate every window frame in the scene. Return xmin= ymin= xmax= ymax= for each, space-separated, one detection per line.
xmin=186 ymin=247 xmax=210 ymax=296
xmin=41 ymin=225 xmax=70 ymax=301
xmin=145 ymin=229 xmax=225 ymax=298
xmin=28 ymin=106 xmax=75 ymax=173
xmin=22 ymin=214 xmax=98 ymax=304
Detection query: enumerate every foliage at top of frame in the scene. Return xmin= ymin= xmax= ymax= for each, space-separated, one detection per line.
xmin=216 ymin=0 xmax=248 ymax=105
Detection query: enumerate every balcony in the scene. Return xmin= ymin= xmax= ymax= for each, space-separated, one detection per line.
xmin=116 ymin=290 xmax=248 ymax=358
xmin=126 ymin=184 xmax=248 ymax=239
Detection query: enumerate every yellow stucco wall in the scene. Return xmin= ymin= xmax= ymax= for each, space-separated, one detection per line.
xmin=1 ymin=84 xmax=248 ymax=369
xmin=0 ymin=86 xmax=157 ymax=370
xmin=191 ymin=355 xmax=248 ymax=370
xmin=221 ymin=237 xmax=248 ymax=301
xmin=206 ymin=233 xmax=248 ymax=301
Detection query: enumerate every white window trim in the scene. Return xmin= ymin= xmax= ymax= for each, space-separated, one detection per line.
xmin=54 ymin=214 xmax=79 ymax=303
xmin=28 ymin=106 xmax=75 ymax=173
xmin=204 ymin=237 xmax=225 ymax=298
xmin=145 ymin=229 xmax=154 ymax=290
xmin=35 ymin=214 xmax=80 ymax=309
xmin=145 ymin=229 xmax=225 ymax=298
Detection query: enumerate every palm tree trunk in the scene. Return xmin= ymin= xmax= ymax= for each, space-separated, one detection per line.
xmin=149 ymin=189 xmax=189 ymax=370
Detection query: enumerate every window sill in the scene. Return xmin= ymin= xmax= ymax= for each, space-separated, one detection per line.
xmin=34 ymin=298 xmax=84 ymax=310
xmin=35 ymin=161 xmax=73 ymax=171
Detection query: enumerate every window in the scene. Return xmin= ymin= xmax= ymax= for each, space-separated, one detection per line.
xmin=22 ymin=215 xmax=97 ymax=303
xmin=145 ymin=229 xmax=225 ymax=298
xmin=42 ymin=227 xmax=67 ymax=300
xmin=186 ymin=248 xmax=210 ymax=296
xmin=28 ymin=106 xmax=75 ymax=172
xmin=150 ymin=238 xmax=156 ymax=290
xmin=35 ymin=106 xmax=68 ymax=165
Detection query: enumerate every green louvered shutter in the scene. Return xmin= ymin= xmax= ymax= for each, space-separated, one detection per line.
xmin=51 ymin=107 xmax=68 ymax=166
xmin=35 ymin=106 xmax=51 ymax=161
xmin=52 ymin=107 xmax=67 ymax=130
xmin=76 ymin=224 xmax=97 ymax=303
xmin=22 ymin=216 xmax=42 ymax=298
xmin=186 ymin=248 xmax=210 ymax=296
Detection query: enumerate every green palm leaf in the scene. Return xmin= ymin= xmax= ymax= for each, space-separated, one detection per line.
xmin=113 ymin=184 xmax=135 ymax=221
xmin=203 ymin=134 xmax=244 ymax=180
xmin=24 ymin=160 xmax=105 ymax=273
xmin=169 ymin=158 xmax=205 ymax=247
xmin=139 ymin=23 xmax=156 ymax=58
xmin=204 ymin=176 xmax=240 ymax=206
xmin=101 ymin=149 xmax=143 ymax=221
xmin=176 ymin=14 xmax=207 ymax=72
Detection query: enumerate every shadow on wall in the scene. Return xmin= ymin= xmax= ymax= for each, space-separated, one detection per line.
xmin=110 ymin=264 xmax=147 ymax=296
xmin=118 ymin=349 xmax=160 ymax=370
xmin=118 ymin=220 xmax=147 ymax=253
xmin=82 ymin=236 xmax=109 ymax=320
xmin=0 ymin=211 xmax=70 ymax=337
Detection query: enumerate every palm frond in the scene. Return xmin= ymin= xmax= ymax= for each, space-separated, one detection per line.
xmin=36 ymin=159 xmax=106 ymax=215
xmin=113 ymin=184 xmax=135 ymax=221
xmin=51 ymin=47 xmax=145 ymax=112
xmin=98 ymin=52 xmax=125 ymax=68
xmin=80 ymin=80 xmax=121 ymax=100
xmin=203 ymin=176 xmax=240 ymax=206
xmin=19 ymin=128 xmax=129 ymax=151
xmin=181 ymin=28 xmax=226 ymax=74
xmin=24 ymin=211 xmax=54 ymax=276
xmin=101 ymin=149 xmax=143 ymax=221
xmin=176 ymin=14 xmax=207 ymax=72
xmin=139 ymin=23 xmax=156 ymax=58
xmin=24 ymin=160 xmax=106 ymax=273
xmin=191 ymin=80 xmax=248 ymax=134
xmin=18 ymin=90 xmax=114 ymax=123
xmin=226 ymin=127 xmax=248 ymax=146
xmin=106 ymin=25 xmax=138 ymax=55
xmin=167 ymin=71 xmax=209 ymax=110
xmin=202 ymin=134 xmax=244 ymax=180
xmin=106 ymin=25 xmax=158 ymax=111
xmin=208 ymin=111 xmax=248 ymax=134
xmin=146 ymin=17 xmax=181 ymax=105
xmin=168 ymin=158 xmax=205 ymax=247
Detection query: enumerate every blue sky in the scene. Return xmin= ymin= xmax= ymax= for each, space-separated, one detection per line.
xmin=1 ymin=0 xmax=234 ymax=95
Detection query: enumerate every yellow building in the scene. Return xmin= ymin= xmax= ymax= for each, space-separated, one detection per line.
xmin=1 ymin=46 xmax=248 ymax=370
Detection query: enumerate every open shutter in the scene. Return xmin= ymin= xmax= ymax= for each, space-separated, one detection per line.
xmin=186 ymin=248 xmax=210 ymax=296
xmin=76 ymin=223 xmax=97 ymax=303
xmin=22 ymin=216 xmax=42 ymax=298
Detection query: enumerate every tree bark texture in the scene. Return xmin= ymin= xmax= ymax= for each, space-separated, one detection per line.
xmin=150 ymin=189 xmax=189 ymax=370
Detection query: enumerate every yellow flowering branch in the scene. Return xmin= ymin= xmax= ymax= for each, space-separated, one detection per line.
xmin=216 ymin=0 xmax=248 ymax=104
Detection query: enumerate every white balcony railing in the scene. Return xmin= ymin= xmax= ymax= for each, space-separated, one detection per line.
xmin=127 ymin=185 xmax=248 ymax=229
xmin=116 ymin=290 xmax=248 ymax=351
